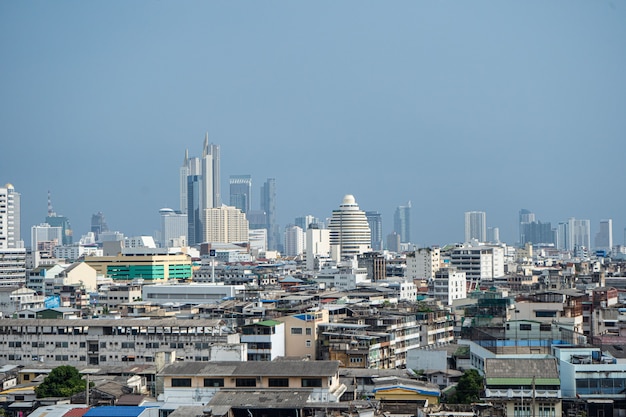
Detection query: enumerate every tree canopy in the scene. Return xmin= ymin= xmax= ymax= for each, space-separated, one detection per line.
xmin=35 ymin=365 xmax=86 ymax=398
xmin=447 ymin=369 xmax=483 ymax=404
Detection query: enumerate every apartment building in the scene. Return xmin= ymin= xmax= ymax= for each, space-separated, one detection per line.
xmin=0 ymin=318 xmax=244 ymax=367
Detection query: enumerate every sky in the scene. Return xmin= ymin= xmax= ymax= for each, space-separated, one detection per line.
xmin=1 ymin=1 xmax=625 ymax=248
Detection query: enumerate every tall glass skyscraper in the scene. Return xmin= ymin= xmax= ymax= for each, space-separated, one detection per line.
xmin=464 ymin=211 xmax=486 ymax=243
xmin=366 ymin=211 xmax=383 ymax=251
xmin=394 ymin=202 xmax=411 ymax=244
xmin=261 ymin=178 xmax=279 ymax=251
xmin=229 ymin=175 xmax=252 ymax=214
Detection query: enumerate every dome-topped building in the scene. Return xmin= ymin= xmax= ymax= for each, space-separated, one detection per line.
xmin=328 ymin=194 xmax=371 ymax=260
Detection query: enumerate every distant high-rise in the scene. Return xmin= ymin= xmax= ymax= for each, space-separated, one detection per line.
xmin=0 ymin=184 xmax=21 ymax=249
xmin=229 ymin=175 xmax=252 ymax=214
xmin=31 ymin=223 xmax=63 ymax=258
xmin=464 ymin=211 xmax=486 ymax=243
xmin=45 ymin=191 xmax=72 ymax=245
xmin=0 ymin=183 xmax=25 ymax=286
xmin=261 ymin=178 xmax=279 ymax=251
xmin=328 ymin=195 xmax=371 ymax=260
xmin=187 ymin=174 xmax=202 ymax=245
xmin=365 ymin=211 xmax=383 ymax=251
xmin=487 ymin=227 xmax=500 ymax=244
xmin=394 ymin=202 xmax=411 ymax=244
xmin=594 ymin=219 xmax=613 ymax=251
xmin=181 ymin=134 xmax=221 ymax=245
xmin=568 ymin=217 xmax=591 ymax=252
xmin=203 ymin=206 xmax=249 ymax=244
xmin=159 ymin=208 xmax=187 ymax=248
xmin=91 ymin=212 xmax=109 ymax=241
xmin=295 ymin=215 xmax=317 ymax=231
xmin=284 ymin=225 xmax=305 ymax=257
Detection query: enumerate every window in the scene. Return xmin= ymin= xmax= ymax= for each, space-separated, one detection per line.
xmin=306 ymin=328 xmax=312 ymax=336
xmin=301 ymin=378 xmax=322 ymax=387
xmin=171 ymin=378 xmax=192 ymax=387
xmin=291 ymin=327 xmax=303 ymax=335
xmin=519 ymin=323 xmax=532 ymax=331
xmin=268 ymin=378 xmax=289 ymax=387
xmin=350 ymin=357 xmax=363 ymax=363
xmin=55 ymin=341 xmax=68 ymax=348
xmin=121 ymin=342 xmax=135 ymax=349
xmin=236 ymin=378 xmax=257 ymax=387
xmin=306 ymin=340 xmax=312 ymax=348
xmin=204 ymin=378 xmax=224 ymax=387
xmin=539 ymin=323 xmax=552 ymax=332
xmin=535 ymin=311 xmax=557 ymax=318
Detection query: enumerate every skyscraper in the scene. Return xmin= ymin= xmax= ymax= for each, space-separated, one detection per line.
xmin=568 ymin=217 xmax=591 ymax=252
xmin=201 ymin=134 xmax=221 ymax=210
xmin=365 ymin=211 xmax=383 ymax=251
xmin=328 ymin=195 xmax=371 ymax=260
xmin=203 ymin=206 xmax=249 ymax=244
xmin=394 ymin=202 xmax=411 ymax=244
xmin=594 ymin=219 xmax=613 ymax=251
xmin=229 ymin=175 xmax=252 ymax=214
xmin=91 ymin=212 xmax=109 ymax=241
xmin=464 ymin=211 xmax=486 ymax=243
xmin=0 ymin=183 xmax=25 ymax=286
xmin=45 ymin=191 xmax=72 ymax=245
xmin=181 ymin=134 xmax=221 ymax=245
xmin=159 ymin=208 xmax=187 ymax=248
xmin=284 ymin=225 xmax=305 ymax=257
xmin=261 ymin=178 xmax=279 ymax=251
xmin=0 ymin=184 xmax=21 ymax=249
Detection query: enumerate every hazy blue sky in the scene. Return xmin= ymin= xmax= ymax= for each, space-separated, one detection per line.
xmin=1 ymin=1 xmax=625 ymax=248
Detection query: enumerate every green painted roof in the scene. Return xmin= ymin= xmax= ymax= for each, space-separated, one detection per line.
xmin=486 ymin=378 xmax=560 ymax=386
xmin=245 ymin=319 xmax=282 ymax=327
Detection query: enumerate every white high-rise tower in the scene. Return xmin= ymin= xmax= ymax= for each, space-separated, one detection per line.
xmin=464 ymin=211 xmax=486 ymax=243
xmin=328 ymin=195 xmax=371 ymax=260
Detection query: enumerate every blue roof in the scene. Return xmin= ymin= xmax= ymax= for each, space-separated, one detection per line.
xmin=84 ymin=406 xmax=149 ymax=417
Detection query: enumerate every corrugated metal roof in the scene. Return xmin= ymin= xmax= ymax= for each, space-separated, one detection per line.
xmin=484 ymin=358 xmax=559 ymax=379
xmin=208 ymin=389 xmax=312 ymax=408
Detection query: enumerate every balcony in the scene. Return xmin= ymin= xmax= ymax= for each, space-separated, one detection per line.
xmin=484 ymin=388 xmax=561 ymax=399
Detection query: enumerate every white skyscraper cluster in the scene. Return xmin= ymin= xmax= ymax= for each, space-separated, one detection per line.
xmin=0 ymin=184 xmax=25 ymax=286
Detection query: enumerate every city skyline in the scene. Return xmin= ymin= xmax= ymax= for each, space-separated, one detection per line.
xmin=1 ymin=2 xmax=625 ymax=247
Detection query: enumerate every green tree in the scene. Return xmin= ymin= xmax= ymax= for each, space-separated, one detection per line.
xmin=35 ymin=365 xmax=87 ymax=398
xmin=448 ymin=369 xmax=483 ymax=404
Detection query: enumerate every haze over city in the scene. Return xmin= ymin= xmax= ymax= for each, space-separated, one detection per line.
xmin=1 ymin=1 xmax=625 ymax=246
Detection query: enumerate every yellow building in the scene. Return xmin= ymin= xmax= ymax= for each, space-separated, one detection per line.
xmin=373 ymin=376 xmax=440 ymax=405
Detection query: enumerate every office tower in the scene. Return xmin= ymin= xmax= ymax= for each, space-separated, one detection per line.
xmin=594 ymin=219 xmax=613 ymax=251
xmin=394 ymin=202 xmax=411 ymax=243
xmin=91 ymin=212 xmax=109 ymax=241
xmin=201 ymin=134 xmax=221 ymax=210
xmin=202 ymin=206 xmax=249 ymax=244
xmin=284 ymin=225 xmax=305 ymax=257
xmin=328 ymin=195 xmax=371 ymax=260
xmin=31 ymin=223 xmax=63 ymax=256
xmin=261 ymin=178 xmax=279 ymax=251
xmin=568 ymin=217 xmax=591 ymax=252
xmin=159 ymin=208 xmax=188 ymax=248
xmin=45 ymin=191 xmax=72 ymax=245
xmin=519 ymin=209 xmax=535 ymax=243
xmin=247 ymin=210 xmax=268 ymax=230
xmin=229 ymin=175 xmax=252 ymax=214
xmin=386 ymin=232 xmax=401 ymax=253
xmin=464 ymin=211 xmax=486 ymax=243
xmin=487 ymin=227 xmax=500 ymax=243
xmin=249 ymin=229 xmax=267 ymax=254
xmin=295 ymin=215 xmax=317 ymax=231
xmin=0 ymin=184 xmax=22 ymax=249
xmin=181 ymin=134 xmax=220 ymax=244
xmin=365 ymin=211 xmax=383 ymax=251
xmin=187 ymin=174 xmax=202 ymax=245
xmin=556 ymin=222 xmax=569 ymax=250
